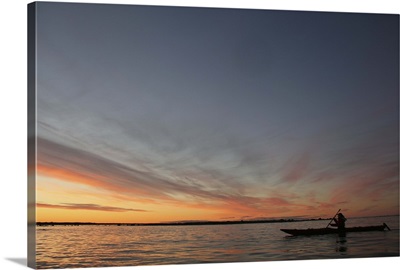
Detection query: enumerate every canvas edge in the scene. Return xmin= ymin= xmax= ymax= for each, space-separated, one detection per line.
xmin=27 ymin=2 xmax=37 ymax=269
xmin=23 ymin=2 xmax=400 ymax=270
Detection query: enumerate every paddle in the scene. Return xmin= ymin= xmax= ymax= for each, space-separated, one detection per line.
xmin=326 ymin=209 xmax=341 ymax=228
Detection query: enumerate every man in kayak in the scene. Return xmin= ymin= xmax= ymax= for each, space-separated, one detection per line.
xmin=331 ymin=213 xmax=347 ymax=232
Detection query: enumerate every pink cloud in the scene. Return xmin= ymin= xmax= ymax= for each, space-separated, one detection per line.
xmin=282 ymin=152 xmax=310 ymax=183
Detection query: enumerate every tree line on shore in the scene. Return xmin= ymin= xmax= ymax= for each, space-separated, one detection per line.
xmin=37 ymin=217 xmax=328 ymax=227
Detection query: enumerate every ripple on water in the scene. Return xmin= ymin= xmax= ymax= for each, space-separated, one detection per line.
xmin=36 ymin=217 xmax=399 ymax=268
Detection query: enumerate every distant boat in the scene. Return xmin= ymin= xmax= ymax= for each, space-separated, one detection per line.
xmin=281 ymin=223 xmax=391 ymax=236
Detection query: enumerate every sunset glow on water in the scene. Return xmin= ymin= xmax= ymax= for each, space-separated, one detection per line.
xmin=36 ymin=216 xmax=399 ymax=269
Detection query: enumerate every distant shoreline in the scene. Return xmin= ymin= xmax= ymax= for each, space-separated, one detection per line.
xmin=37 ymin=218 xmax=330 ymax=227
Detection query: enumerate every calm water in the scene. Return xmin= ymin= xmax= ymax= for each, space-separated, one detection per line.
xmin=36 ymin=216 xmax=399 ymax=269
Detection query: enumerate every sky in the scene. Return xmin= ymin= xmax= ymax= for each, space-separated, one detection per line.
xmin=34 ymin=2 xmax=399 ymax=223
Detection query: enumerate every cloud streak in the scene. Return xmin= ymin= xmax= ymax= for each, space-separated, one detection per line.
xmin=37 ymin=137 xmax=323 ymax=217
xmin=37 ymin=203 xmax=149 ymax=212
xmin=37 ymin=127 xmax=399 ymax=220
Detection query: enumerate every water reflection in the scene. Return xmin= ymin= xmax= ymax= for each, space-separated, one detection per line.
xmin=336 ymin=235 xmax=348 ymax=254
xmin=36 ymin=216 xmax=399 ymax=269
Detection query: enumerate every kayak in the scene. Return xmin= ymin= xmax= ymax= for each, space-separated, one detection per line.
xmin=281 ymin=223 xmax=390 ymax=236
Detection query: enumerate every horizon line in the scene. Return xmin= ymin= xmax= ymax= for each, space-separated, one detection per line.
xmin=35 ymin=214 xmax=399 ymax=226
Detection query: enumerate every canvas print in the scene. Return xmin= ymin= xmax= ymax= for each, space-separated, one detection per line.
xmin=28 ymin=1 xmax=399 ymax=269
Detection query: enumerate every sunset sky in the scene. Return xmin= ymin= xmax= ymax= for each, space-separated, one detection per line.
xmin=35 ymin=2 xmax=399 ymax=223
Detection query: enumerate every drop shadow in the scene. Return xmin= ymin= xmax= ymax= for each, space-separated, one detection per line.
xmin=6 ymin=257 xmax=27 ymax=267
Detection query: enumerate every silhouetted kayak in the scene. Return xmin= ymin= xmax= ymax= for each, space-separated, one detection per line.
xmin=281 ymin=223 xmax=391 ymax=236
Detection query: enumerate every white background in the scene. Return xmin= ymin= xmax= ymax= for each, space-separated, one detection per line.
xmin=0 ymin=1 xmax=398 ymax=270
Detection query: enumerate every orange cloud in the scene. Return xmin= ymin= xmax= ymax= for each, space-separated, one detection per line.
xmin=37 ymin=164 xmax=160 ymax=199
xmin=37 ymin=203 xmax=149 ymax=212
